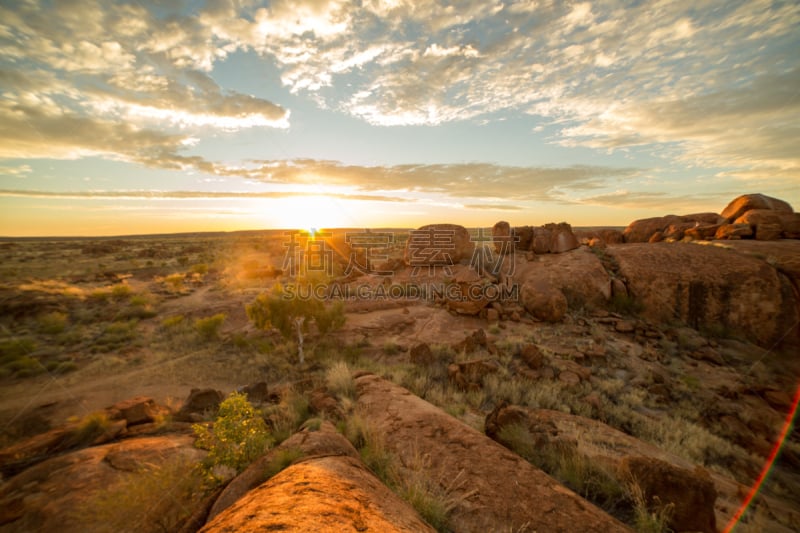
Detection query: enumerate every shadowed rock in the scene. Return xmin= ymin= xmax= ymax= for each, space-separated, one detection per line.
xmin=607 ymin=243 xmax=799 ymax=347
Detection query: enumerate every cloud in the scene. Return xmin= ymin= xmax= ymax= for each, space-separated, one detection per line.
xmin=462 ymin=204 xmax=523 ymax=211
xmin=0 ymin=164 xmax=32 ymax=177
xmin=0 ymin=0 xmax=797 ymax=197
xmin=0 ymin=0 xmax=290 ymax=167
xmin=219 ymin=159 xmax=641 ymax=201
xmin=0 ymin=188 xmax=411 ymax=203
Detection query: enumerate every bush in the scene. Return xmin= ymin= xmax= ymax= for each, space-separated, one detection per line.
xmin=194 ymin=313 xmax=226 ymax=341
xmin=193 ymin=392 xmax=271 ymax=482
xmin=326 ymin=361 xmax=356 ymax=399
xmin=38 ymin=311 xmax=69 ymax=334
xmin=161 ymin=314 xmax=185 ymax=329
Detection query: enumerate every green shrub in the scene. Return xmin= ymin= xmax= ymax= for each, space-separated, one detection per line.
xmin=164 ymin=273 xmax=185 ymax=292
xmin=66 ymin=412 xmax=112 ymax=447
xmin=193 ymin=392 xmax=271 ymax=482
xmin=192 ymin=263 xmax=209 ymax=275
xmin=161 ymin=314 xmax=185 ymax=329
xmin=92 ymin=320 xmax=138 ymax=352
xmin=111 ymin=284 xmax=132 ymax=300
xmin=194 ymin=313 xmax=226 ymax=341
xmin=38 ymin=311 xmax=69 ymax=334
xmin=609 ymin=293 xmax=643 ymax=316
xmin=0 ymin=338 xmax=36 ymax=359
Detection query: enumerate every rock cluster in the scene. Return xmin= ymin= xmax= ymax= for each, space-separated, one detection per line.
xmin=508 ymin=221 xmax=580 ymax=254
xmin=623 ymin=193 xmax=799 ymax=243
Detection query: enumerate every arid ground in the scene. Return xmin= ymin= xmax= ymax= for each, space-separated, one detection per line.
xmin=1 ymin=196 xmax=799 ymax=532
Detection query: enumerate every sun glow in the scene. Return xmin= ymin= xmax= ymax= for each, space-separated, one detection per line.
xmin=262 ymin=194 xmax=354 ymax=230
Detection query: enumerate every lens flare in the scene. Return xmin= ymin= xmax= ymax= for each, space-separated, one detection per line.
xmin=723 ymin=381 xmax=800 ymax=532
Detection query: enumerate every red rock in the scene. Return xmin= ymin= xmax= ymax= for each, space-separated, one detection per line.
xmin=558 ymin=370 xmax=581 ymax=387
xmin=714 ymin=223 xmax=753 ymax=240
xmin=520 ymin=278 xmax=567 ymax=323
xmin=409 ymin=342 xmax=434 ymax=365
xmin=544 ymin=222 xmax=579 ymax=253
xmin=404 ymin=223 xmax=475 ymax=266
xmin=684 ymin=224 xmax=722 ymax=241
xmin=607 ymin=243 xmax=799 ymax=347
xmin=721 ymin=193 xmax=793 ymax=222
xmin=619 ymin=456 xmax=717 ymax=533
xmin=755 ymin=222 xmax=783 ymax=241
xmin=492 ymin=220 xmax=512 ymax=254
xmin=202 ymin=453 xmax=435 ymax=533
xmin=445 ymin=266 xmax=491 ymax=315
xmin=623 ymin=215 xmax=684 ymax=243
xmin=520 ymin=343 xmax=544 ymax=369
xmin=516 ymin=247 xmax=612 ymax=310
xmin=355 ymin=375 xmax=629 ymax=532
xmin=647 ymin=231 xmax=664 ymax=243
xmin=108 ymin=396 xmax=160 ymax=426
xmin=532 ymin=227 xmax=551 ymax=254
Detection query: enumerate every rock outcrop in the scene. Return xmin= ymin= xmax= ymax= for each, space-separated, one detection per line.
xmin=619 ymin=456 xmax=717 ymax=533
xmin=623 ymin=194 xmax=797 ymax=243
xmin=607 ymin=243 xmax=799 ymax=346
xmin=354 ymin=374 xmax=630 ymax=532
xmin=403 ymin=223 xmax=475 ymax=267
xmin=0 ymin=435 xmax=205 ymax=532
xmin=201 ymin=422 xmax=435 ymax=533
xmin=520 ymin=278 xmax=568 ymax=322
xmin=721 ymin=193 xmax=793 ymax=222
xmin=511 ymin=222 xmax=580 ymax=254
xmin=515 ymin=246 xmax=612 ymax=310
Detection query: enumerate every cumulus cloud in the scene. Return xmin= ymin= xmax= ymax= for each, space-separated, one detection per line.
xmin=0 ymin=0 xmax=289 ymax=166
xmin=0 ymin=0 xmax=797 ymax=198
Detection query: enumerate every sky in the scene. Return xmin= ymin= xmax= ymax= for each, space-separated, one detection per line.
xmin=0 ymin=0 xmax=798 ymax=236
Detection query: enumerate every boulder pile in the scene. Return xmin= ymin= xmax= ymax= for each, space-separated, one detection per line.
xmin=623 ymin=193 xmax=799 ymax=243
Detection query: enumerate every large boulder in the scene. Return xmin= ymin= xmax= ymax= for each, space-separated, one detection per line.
xmin=481 ymin=406 xmax=774 ymax=532
xmin=619 ymin=456 xmax=717 ymax=533
xmin=520 ymin=278 xmax=567 ymax=322
xmin=734 ymin=209 xmax=800 ymax=241
xmin=492 ymin=220 xmax=512 ymax=254
xmin=175 ymin=388 xmax=224 ymax=422
xmin=354 ymin=374 xmax=629 ymax=532
xmin=0 ymin=436 xmax=206 ymax=532
xmin=201 ymin=427 xmax=435 ymax=533
xmin=624 ymin=214 xmax=726 ymax=243
xmin=404 ymin=223 xmax=475 ymax=268
xmin=531 ymin=227 xmax=551 ymax=253
xmin=513 ymin=225 xmax=534 ymax=250
xmin=443 ymin=266 xmax=492 ymax=315
xmin=721 ymin=193 xmax=793 ymax=222
xmin=206 ymin=421 xmax=361 ymax=522
xmin=516 ymin=247 xmax=612 ymax=309
xmin=623 ymin=215 xmax=684 ymax=243
xmin=544 ymin=222 xmax=579 ymax=253
xmin=607 ymin=243 xmax=799 ymax=347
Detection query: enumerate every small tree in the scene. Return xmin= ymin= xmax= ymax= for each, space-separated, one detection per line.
xmin=246 ymin=284 xmax=345 ymax=363
xmin=193 ymin=392 xmax=271 ymax=481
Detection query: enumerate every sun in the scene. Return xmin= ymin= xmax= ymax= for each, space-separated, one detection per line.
xmin=264 ymin=194 xmax=351 ymax=230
